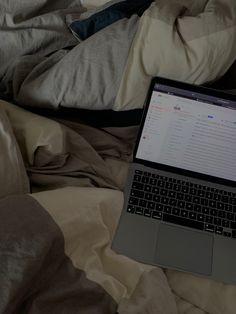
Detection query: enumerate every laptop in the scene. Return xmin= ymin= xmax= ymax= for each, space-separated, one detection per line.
xmin=112 ymin=77 xmax=236 ymax=285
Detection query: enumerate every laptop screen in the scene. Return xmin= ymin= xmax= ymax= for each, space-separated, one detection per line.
xmin=136 ymin=82 xmax=236 ymax=182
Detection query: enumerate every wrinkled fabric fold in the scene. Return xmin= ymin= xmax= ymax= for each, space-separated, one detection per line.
xmin=0 ymin=105 xmax=29 ymax=198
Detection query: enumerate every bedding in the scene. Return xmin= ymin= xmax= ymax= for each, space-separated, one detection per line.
xmin=1 ymin=0 xmax=236 ymax=313
xmin=1 ymin=97 xmax=236 ymax=314
xmin=0 ymin=0 xmax=236 ymax=110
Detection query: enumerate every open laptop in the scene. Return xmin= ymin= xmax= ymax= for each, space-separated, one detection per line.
xmin=112 ymin=77 xmax=236 ymax=285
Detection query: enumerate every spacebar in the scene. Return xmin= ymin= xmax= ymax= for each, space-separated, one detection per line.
xmin=163 ymin=214 xmax=204 ymax=231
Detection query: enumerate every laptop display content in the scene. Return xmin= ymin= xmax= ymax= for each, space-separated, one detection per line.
xmin=136 ymin=82 xmax=236 ymax=182
xmin=112 ymin=77 xmax=236 ymax=284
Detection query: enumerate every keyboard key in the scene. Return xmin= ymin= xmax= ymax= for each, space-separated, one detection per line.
xmin=202 ymin=207 xmax=210 ymax=215
xmin=214 ymin=218 xmax=222 ymax=226
xmin=156 ymin=203 xmax=164 ymax=211
xmin=193 ymin=196 xmax=200 ymax=204
xmin=129 ymin=197 xmax=139 ymax=205
xmin=169 ymin=199 xmax=177 ymax=206
xmin=163 ymin=214 xmax=204 ymax=231
xmin=173 ymin=184 xmax=181 ymax=191
xmin=144 ymin=185 xmax=152 ymax=192
xmin=223 ymin=232 xmax=231 ymax=237
xmin=222 ymin=196 xmax=229 ymax=203
xmin=142 ymin=176 xmax=149 ymax=183
xmin=190 ymin=188 xmax=197 ymax=195
xmin=168 ymin=191 xmax=176 ymax=198
xmin=132 ymin=182 xmax=144 ymax=190
xmin=206 ymin=192 xmax=213 ymax=199
xmin=134 ymin=175 xmax=141 ymax=182
xmin=186 ymin=203 xmax=194 ymax=211
xmin=225 ymin=204 xmax=233 ymax=212
xmin=226 ymin=212 xmax=234 ymax=220
xmin=165 ymin=182 xmax=173 ymax=189
xmin=177 ymin=201 xmax=185 ymax=208
xmin=130 ymin=190 xmax=144 ymax=198
xmin=218 ymin=211 xmax=225 ymax=219
xmin=215 ymin=227 xmax=223 ymax=235
xmin=209 ymin=200 xmax=216 ymax=208
xmin=148 ymin=201 xmax=155 ymax=210
xmin=157 ymin=180 xmax=165 ymax=187
xmin=197 ymin=214 xmax=204 ymax=222
xmin=181 ymin=210 xmax=188 ymax=218
xmin=150 ymin=178 xmax=157 ymax=185
xmin=152 ymin=211 xmax=162 ymax=220
xmin=135 ymin=207 xmax=144 ymax=215
xmin=189 ymin=212 xmax=197 ymax=220
xmin=182 ymin=186 xmax=189 ymax=193
xmin=145 ymin=193 xmax=152 ymax=200
xmin=127 ymin=205 xmax=135 ymax=213
xmin=139 ymin=199 xmax=147 ymax=207
xmin=232 ymin=230 xmax=236 ymax=238
xmin=185 ymin=194 xmax=192 ymax=202
xmin=230 ymin=197 xmax=236 ymax=205
xmin=160 ymin=189 xmax=168 ymax=196
xmin=172 ymin=208 xmax=180 ymax=216
xmin=213 ymin=194 xmax=221 ymax=201
xmin=201 ymin=198 xmax=208 ymax=206
xmin=231 ymin=221 xmax=236 ymax=229
xmin=164 ymin=206 xmax=172 ymax=214
xmin=177 ymin=193 xmax=184 ymax=200
xmin=152 ymin=187 xmax=160 ymax=194
xmin=205 ymin=215 xmax=213 ymax=224
xmin=210 ymin=208 xmax=218 ymax=216
xmin=135 ymin=170 xmax=143 ymax=174
xmin=144 ymin=209 xmax=152 ymax=217
xmin=194 ymin=204 xmax=201 ymax=212
xmin=205 ymin=224 xmax=214 ymax=233
xmin=198 ymin=190 xmax=205 ymax=197
xmin=161 ymin=197 xmax=169 ymax=204
xmin=222 ymin=220 xmax=230 ymax=228
xmin=153 ymin=195 xmax=161 ymax=202
xmin=217 ymin=202 xmax=224 ymax=210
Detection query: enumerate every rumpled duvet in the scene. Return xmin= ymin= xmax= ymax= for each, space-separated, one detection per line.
xmin=0 ymin=0 xmax=236 ymax=110
xmin=1 ymin=99 xmax=236 ymax=314
xmin=1 ymin=0 xmax=236 ymax=313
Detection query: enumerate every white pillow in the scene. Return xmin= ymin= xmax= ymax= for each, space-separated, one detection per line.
xmin=114 ymin=0 xmax=236 ymax=110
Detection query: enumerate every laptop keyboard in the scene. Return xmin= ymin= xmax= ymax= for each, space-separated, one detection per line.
xmin=127 ymin=170 xmax=236 ymax=239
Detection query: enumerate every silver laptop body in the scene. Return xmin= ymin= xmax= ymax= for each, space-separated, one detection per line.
xmin=112 ymin=77 xmax=236 ymax=285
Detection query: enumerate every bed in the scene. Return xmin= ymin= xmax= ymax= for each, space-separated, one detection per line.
xmin=0 ymin=0 xmax=236 ymax=313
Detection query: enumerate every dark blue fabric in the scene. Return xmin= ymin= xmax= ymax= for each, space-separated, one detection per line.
xmin=70 ymin=0 xmax=154 ymax=40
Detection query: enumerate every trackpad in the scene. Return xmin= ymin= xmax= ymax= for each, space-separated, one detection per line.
xmin=155 ymin=224 xmax=213 ymax=275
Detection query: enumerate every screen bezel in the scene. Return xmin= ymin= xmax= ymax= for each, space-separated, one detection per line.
xmin=133 ymin=77 xmax=236 ymax=187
